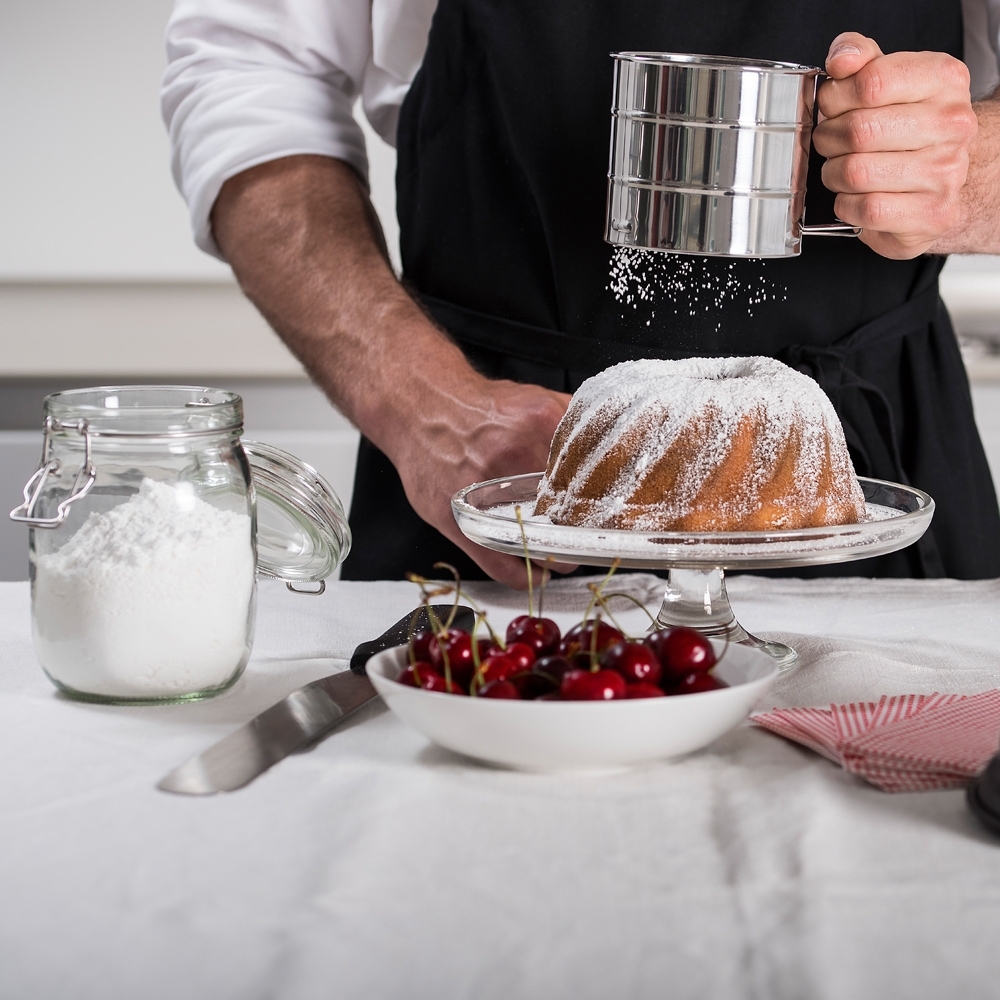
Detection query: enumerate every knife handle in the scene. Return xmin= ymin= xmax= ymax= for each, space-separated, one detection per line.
xmin=349 ymin=604 xmax=477 ymax=674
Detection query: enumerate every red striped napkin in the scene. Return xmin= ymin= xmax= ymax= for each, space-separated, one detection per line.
xmin=751 ymin=690 xmax=1000 ymax=792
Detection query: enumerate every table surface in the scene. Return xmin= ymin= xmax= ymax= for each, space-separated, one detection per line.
xmin=3 ymin=573 xmax=1000 ymax=1000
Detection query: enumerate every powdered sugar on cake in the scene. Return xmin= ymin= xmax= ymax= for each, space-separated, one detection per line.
xmin=535 ymin=357 xmax=867 ymax=531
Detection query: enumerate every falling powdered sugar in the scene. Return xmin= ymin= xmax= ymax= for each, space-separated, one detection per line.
xmin=32 ymin=478 xmax=254 ymax=698
xmin=607 ymin=248 xmax=788 ymax=327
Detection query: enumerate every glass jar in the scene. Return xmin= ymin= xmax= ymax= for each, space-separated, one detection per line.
xmin=10 ymin=386 xmax=351 ymax=704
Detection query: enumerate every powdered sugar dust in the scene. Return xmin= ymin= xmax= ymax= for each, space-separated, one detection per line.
xmin=608 ymin=248 xmax=788 ymax=328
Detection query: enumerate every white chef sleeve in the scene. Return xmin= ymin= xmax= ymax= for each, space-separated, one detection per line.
xmin=162 ymin=0 xmax=373 ymax=259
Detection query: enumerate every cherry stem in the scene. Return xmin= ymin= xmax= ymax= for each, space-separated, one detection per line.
xmin=422 ymin=601 xmax=454 ymax=690
xmin=538 ymin=560 xmax=553 ymax=618
xmin=469 ymin=610 xmax=492 ymax=697
xmin=583 ymin=559 xmax=620 ymax=623
xmin=405 ymin=605 xmax=424 ymax=667
xmin=432 ymin=563 xmax=500 ymax=643
xmin=405 ymin=572 xmax=452 ymax=600
xmin=432 ymin=562 xmax=464 ymax=629
xmin=589 ymin=610 xmax=601 ymax=672
xmin=514 ymin=506 xmax=535 ymax=618
xmin=410 ymin=565 xmax=510 ymax=696
xmin=600 ymin=590 xmax=657 ymax=629
xmin=471 ymin=612 xmax=486 ymax=669
xmin=586 ymin=583 xmax=629 ymax=639
xmin=412 ymin=567 xmax=501 ymax=646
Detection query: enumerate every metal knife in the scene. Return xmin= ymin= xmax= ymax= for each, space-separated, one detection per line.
xmin=158 ymin=604 xmax=475 ymax=795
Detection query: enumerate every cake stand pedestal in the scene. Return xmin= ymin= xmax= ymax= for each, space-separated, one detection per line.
xmin=656 ymin=567 xmax=797 ymax=668
xmin=452 ymin=474 xmax=934 ymax=673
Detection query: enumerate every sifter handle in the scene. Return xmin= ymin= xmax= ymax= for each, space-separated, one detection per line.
xmin=801 ymin=222 xmax=862 ymax=237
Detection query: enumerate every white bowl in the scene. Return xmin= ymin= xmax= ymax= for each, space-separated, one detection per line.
xmin=366 ymin=642 xmax=779 ymax=772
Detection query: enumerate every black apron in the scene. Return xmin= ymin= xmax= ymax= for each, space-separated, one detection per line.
xmin=342 ymin=0 xmax=1000 ymax=582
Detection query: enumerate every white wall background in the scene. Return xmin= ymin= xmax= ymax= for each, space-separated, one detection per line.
xmin=1 ymin=0 xmax=226 ymax=280
xmin=0 ymin=0 xmax=401 ymax=282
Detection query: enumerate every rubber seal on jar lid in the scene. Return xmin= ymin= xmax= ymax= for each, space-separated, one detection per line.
xmin=243 ymin=440 xmax=352 ymax=586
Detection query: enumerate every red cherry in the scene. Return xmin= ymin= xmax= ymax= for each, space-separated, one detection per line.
xmin=409 ymin=629 xmax=435 ymax=662
xmin=558 ymin=620 xmax=625 ymax=663
xmin=511 ymin=654 xmax=572 ymax=699
xmin=429 ymin=628 xmax=475 ymax=686
xmin=479 ymin=654 xmax=519 ymax=684
xmin=532 ymin=655 xmax=575 ymax=683
xmin=398 ymin=662 xmax=439 ymax=687
xmin=599 ymin=640 xmax=662 ymax=685
xmin=421 ymin=673 xmax=467 ymax=695
xmin=507 ymin=616 xmax=562 ymax=656
xmin=676 ymin=671 xmax=727 ymax=694
xmin=624 ymin=682 xmax=666 ymax=698
xmin=512 ymin=670 xmax=559 ymax=700
xmin=560 ymin=668 xmax=627 ymax=701
xmin=645 ymin=627 xmax=716 ymax=681
xmin=478 ymin=679 xmax=520 ymax=699
xmin=503 ymin=642 xmax=536 ymax=672
xmin=476 ymin=637 xmax=493 ymax=663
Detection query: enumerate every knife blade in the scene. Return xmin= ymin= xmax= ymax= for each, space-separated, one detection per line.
xmin=158 ymin=603 xmax=475 ymax=795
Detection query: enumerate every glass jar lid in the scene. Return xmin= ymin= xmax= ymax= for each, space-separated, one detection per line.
xmin=243 ymin=441 xmax=352 ymax=587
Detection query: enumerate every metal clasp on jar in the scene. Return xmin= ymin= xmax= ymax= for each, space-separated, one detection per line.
xmin=9 ymin=417 xmax=97 ymax=528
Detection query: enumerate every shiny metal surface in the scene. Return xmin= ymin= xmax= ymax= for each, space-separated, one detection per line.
xmin=158 ymin=604 xmax=476 ymax=795
xmin=9 ymin=416 xmax=96 ymax=528
xmin=158 ymin=671 xmax=378 ymax=795
xmin=605 ymin=52 xmax=858 ymax=257
xmin=613 ymin=52 xmax=815 ymax=125
xmin=610 ymin=116 xmax=806 ymax=192
xmin=607 ymin=182 xmax=806 ymax=257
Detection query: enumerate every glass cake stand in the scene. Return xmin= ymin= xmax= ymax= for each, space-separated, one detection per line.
xmin=452 ymin=473 xmax=934 ymax=671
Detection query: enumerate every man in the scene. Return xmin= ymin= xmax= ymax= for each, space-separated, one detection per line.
xmin=163 ymin=0 xmax=1000 ymax=586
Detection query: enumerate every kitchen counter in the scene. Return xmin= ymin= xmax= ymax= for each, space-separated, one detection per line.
xmin=3 ymin=574 xmax=1000 ymax=1000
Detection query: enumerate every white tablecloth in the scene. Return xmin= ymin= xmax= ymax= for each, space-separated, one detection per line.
xmin=3 ymin=574 xmax=1000 ymax=1000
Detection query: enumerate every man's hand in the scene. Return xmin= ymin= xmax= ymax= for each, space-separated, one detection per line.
xmin=386 ymin=374 xmax=569 ymax=586
xmin=813 ymin=32 xmax=978 ymax=259
xmin=213 ymin=155 xmax=567 ymax=588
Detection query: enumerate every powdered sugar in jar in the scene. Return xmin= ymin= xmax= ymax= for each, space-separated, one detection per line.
xmin=11 ymin=387 xmax=350 ymax=704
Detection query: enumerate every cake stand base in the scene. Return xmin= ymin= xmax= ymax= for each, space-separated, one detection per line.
xmin=654 ymin=568 xmax=798 ymax=672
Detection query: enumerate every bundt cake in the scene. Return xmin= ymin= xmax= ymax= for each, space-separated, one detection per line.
xmin=534 ymin=356 xmax=866 ymax=531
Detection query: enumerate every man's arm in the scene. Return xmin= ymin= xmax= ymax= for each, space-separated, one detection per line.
xmin=813 ymin=32 xmax=1000 ymax=257
xmin=212 ymin=155 xmax=570 ymax=587
xmin=935 ymin=89 xmax=1000 ymax=254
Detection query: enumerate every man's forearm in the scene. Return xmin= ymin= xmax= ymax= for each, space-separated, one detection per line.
xmin=210 ymin=154 xmax=570 ymax=587
xmin=211 ymin=155 xmax=483 ymax=461
xmin=932 ymin=90 xmax=1000 ymax=255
